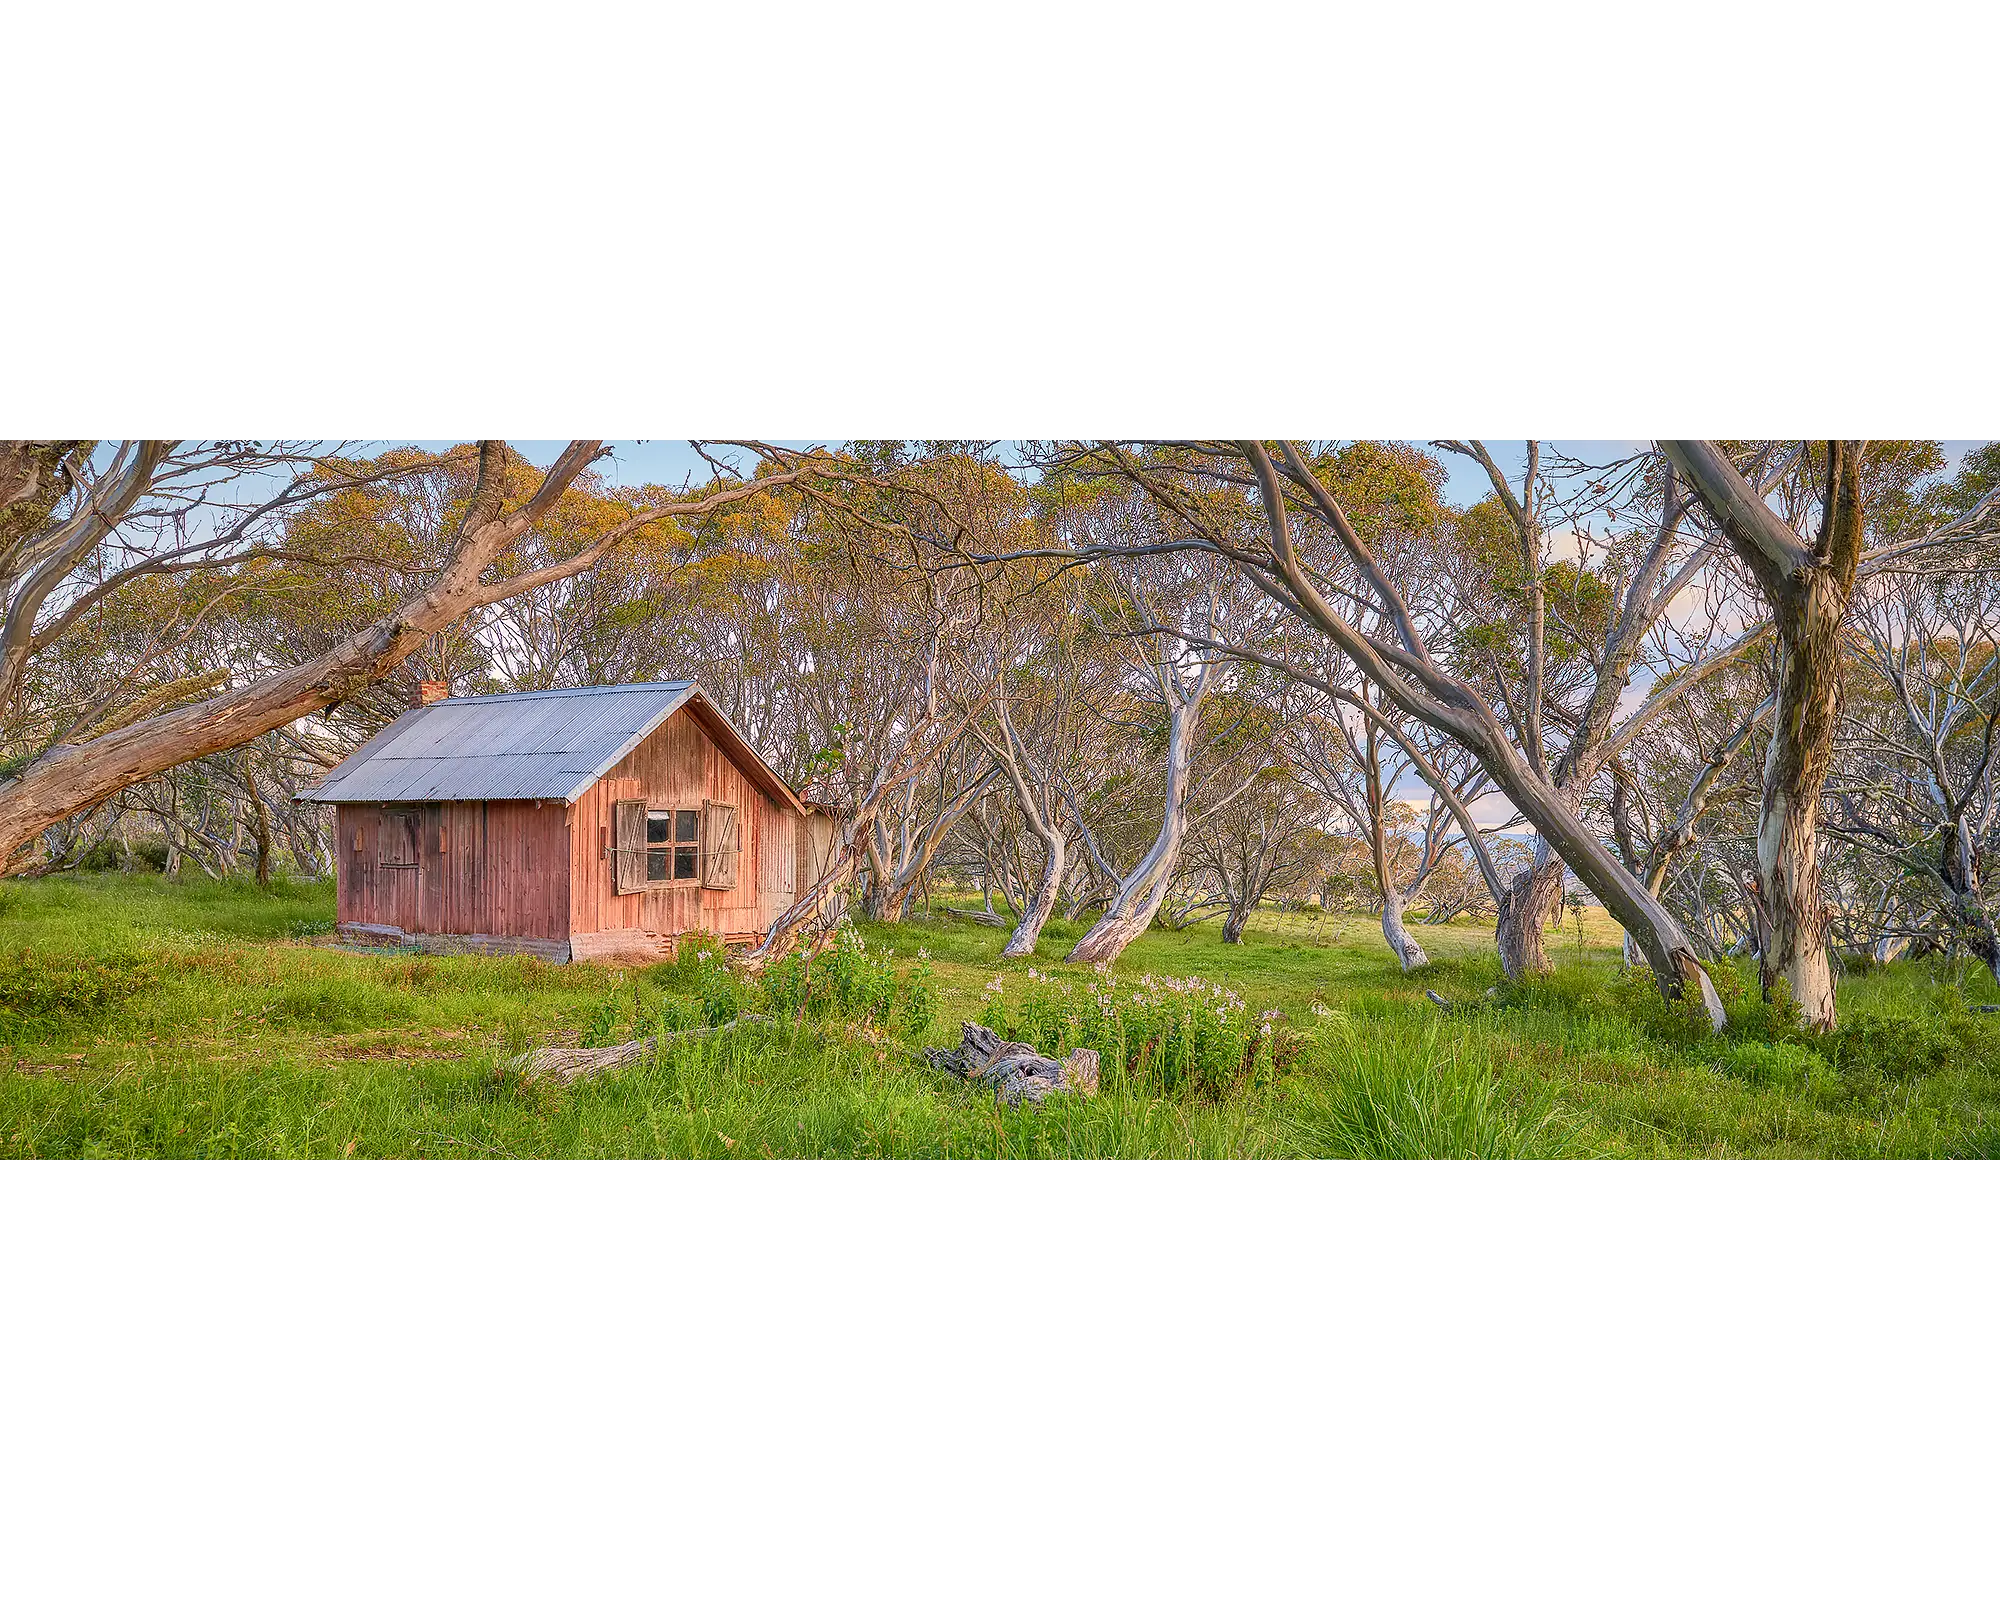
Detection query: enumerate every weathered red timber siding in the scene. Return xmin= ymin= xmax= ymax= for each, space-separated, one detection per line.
xmin=569 ymin=704 xmax=798 ymax=945
xmin=797 ymin=806 xmax=840 ymax=890
xmin=335 ymin=799 xmax=570 ymax=943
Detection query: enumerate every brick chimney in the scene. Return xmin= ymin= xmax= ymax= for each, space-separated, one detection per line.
xmin=412 ymin=680 xmax=449 ymax=708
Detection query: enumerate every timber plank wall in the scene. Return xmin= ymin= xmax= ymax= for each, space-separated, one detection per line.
xmin=569 ymin=706 xmax=797 ymax=944
xmin=336 ymin=798 xmax=570 ymax=943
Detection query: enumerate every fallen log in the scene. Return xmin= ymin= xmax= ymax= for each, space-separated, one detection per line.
xmin=945 ymin=906 xmax=1008 ymax=928
xmin=510 ymin=1015 xmax=773 ymax=1084
xmin=924 ymin=1020 xmax=1099 ymax=1108
xmin=1424 ymin=986 xmax=1501 ymax=1016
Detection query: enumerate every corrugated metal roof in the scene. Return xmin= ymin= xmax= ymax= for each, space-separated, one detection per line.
xmin=297 ymin=682 xmax=701 ymax=804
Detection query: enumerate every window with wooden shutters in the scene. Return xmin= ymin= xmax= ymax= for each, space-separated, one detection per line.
xmin=613 ymin=799 xmax=645 ymax=894
xmin=701 ymin=801 xmax=739 ymax=888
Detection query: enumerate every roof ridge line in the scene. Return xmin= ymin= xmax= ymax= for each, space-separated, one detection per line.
xmin=427 ymin=679 xmax=695 ymax=706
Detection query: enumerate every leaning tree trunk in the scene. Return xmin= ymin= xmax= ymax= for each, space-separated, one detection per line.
xmin=1065 ymin=823 xmax=1184 ymax=963
xmin=0 ymin=451 xmax=548 ymax=868
xmin=1225 ymin=444 xmax=1723 ymax=1026
xmin=1364 ymin=767 xmax=1429 ymax=972
xmin=736 ymin=823 xmax=866 ymax=974
xmin=1494 ymin=849 xmax=1565 ymax=981
xmin=1380 ymin=884 xmax=1429 ymax=973
xmin=1065 ymin=689 xmax=1199 ymax=966
xmin=1003 ymin=831 xmax=1066 ymax=958
xmin=857 ymin=826 xmax=894 ymax=921
xmin=737 ymin=709 xmax=972 ymax=973
xmin=1663 ymin=439 xmax=1864 ymax=1032
xmin=1221 ymin=893 xmax=1253 ymax=945
xmin=244 ymin=770 xmax=273 ymax=887
xmin=1939 ymin=824 xmax=2000 ymax=989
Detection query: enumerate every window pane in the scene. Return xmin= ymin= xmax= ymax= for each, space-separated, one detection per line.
xmin=646 ymin=847 xmax=668 ymax=882
xmin=674 ymin=844 xmax=698 ymax=880
xmin=676 ymin=809 xmax=699 ymax=842
xmin=646 ymin=811 xmax=670 ymax=845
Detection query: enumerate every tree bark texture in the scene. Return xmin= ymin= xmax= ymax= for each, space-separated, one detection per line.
xmin=1003 ymin=830 xmax=1066 ymax=958
xmin=1493 ymin=849 xmax=1565 ymax=981
xmin=1663 ymin=440 xmax=1863 ymax=1030
xmin=1065 ymin=655 xmax=1205 ymax=966
xmin=1362 ymin=722 xmax=1430 ymax=971
xmin=1380 ymin=884 xmax=1429 ymax=972
xmin=924 ymin=1021 xmax=1100 ymax=1108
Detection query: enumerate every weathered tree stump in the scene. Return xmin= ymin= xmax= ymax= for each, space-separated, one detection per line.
xmin=924 ymin=1021 xmax=1099 ymax=1108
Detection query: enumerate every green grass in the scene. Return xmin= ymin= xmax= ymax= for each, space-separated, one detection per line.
xmin=2 ymin=874 xmax=1996 ymax=1158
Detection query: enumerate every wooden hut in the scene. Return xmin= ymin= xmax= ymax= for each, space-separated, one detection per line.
xmin=298 ymin=681 xmax=807 ymax=962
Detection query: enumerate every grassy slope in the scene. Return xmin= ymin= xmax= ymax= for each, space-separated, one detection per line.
xmin=1 ymin=875 xmax=1995 ymax=1158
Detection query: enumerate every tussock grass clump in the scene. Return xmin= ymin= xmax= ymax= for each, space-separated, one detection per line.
xmin=0 ymin=948 xmax=160 ymax=1039
xmin=1822 ymin=1003 xmax=1994 ymax=1082
xmin=262 ymin=977 xmax=415 ymax=1033
xmin=1282 ymin=1012 xmax=1588 ymax=1159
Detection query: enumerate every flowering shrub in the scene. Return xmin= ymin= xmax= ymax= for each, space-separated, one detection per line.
xmin=682 ymin=943 xmax=749 ymax=1026
xmin=759 ymin=949 xmax=812 ymax=1020
xmin=898 ymin=948 xmax=937 ymax=1039
xmin=757 ymin=927 xmax=934 ymax=1039
xmin=990 ymin=966 xmax=1278 ymax=1101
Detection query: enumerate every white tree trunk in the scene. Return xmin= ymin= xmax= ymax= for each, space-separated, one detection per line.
xmin=1004 ymin=832 xmax=1066 ymax=958
xmin=1663 ymin=439 xmax=1860 ymax=1032
xmin=1756 ymin=741 xmax=1837 ymax=1030
xmin=1065 ymin=690 xmax=1197 ymax=965
xmin=1381 ymin=885 xmax=1429 ymax=972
